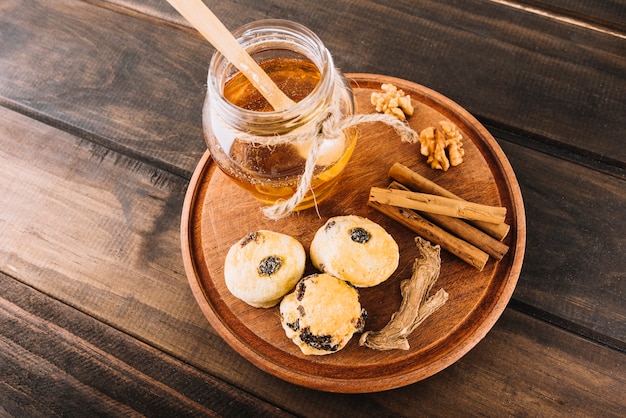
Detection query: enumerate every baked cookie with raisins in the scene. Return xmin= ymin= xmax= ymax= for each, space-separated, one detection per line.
xmin=310 ymin=215 xmax=399 ymax=287
xmin=224 ymin=230 xmax=305 ymax=308
xmin=280 ymin=273 xmax=366 ymax=355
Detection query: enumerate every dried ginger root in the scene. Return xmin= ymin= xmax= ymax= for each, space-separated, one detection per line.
xmin=419 ymin=121 xmax=465 ymax=171
xmin=371 ymin=83 xmax=414 ymax=121
xmin=359 ymin=237 xmax=449 ymax=351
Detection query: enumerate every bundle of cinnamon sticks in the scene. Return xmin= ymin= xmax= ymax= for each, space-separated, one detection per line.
xmin=369 ymin=163 xmax=510 ymax=270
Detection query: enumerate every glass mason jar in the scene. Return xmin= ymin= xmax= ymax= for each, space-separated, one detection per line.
xmin=202 ymin=19 xmax=357 ymax=211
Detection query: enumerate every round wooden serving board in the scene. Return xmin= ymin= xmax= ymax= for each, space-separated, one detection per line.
xmin=181 ymin=74 xmax=526 ymax=393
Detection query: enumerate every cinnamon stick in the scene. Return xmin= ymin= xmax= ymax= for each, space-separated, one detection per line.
xmin=389 ymin=163 xmax=510 ymax=240
xmin=390 ymin=182 xmax=509 ymax=260
xmin=368 ymin=200 xmax=489 ymax=270
xmin=369 ymin=187 xmax=507 ymax=224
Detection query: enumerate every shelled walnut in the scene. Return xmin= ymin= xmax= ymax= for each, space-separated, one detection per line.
xmin=418 ymin=121 xmax=465 ymax=171
xmin=371 ymin=83 xmax=414 ymax=121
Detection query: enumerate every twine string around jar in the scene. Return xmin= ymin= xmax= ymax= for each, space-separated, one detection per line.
xmin=214 ymin=76 xmax=419 ymax=220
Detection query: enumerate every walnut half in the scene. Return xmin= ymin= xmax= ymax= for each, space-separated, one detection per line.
xmin=371 ymin=83 xmax=414 ymax=121
xmin=418 ymin=120 xmax=465 ymax=171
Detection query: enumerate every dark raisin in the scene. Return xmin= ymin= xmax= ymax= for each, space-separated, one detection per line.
xmin=297 ymin=305 xmax=305 ymax=317
xmin=299 ymin=327 xmax=338 ymax=352
xmin=355 ymin=308 xmax=368 ymax=332
xmin=324 ymin=220 xmax=336 ymax=232
xmin=286 ymin=318 xmax=300 ymax=332
xmin=258 ymin=255 xmax=282 ymax=276
xmin=240 ymin=232 xmax=258 ymax=247
xmin=296 ymin=280 xmax=306 ymax=301
xmin=350 ymin=227 xmax=371 ymax=243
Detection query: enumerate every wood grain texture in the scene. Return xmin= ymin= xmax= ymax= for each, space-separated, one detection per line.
xmin=510 ymin=0 xmax=626 ymax=32
xmin=500 ymin=139 xmax=626 ymax=345
xmin=0 ymin=0 xmax=210 ymax=177
xmin=2 ymin=273 xmax=624 ymax=416
xmin=1 ymin=0 xmax=624 ymax=174
xmin=101 ymin=0 xmax=626 ymax=36
xmin=0 ymin=273 xmax=293 ymax=417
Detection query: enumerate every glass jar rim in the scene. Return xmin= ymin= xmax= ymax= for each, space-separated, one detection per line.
xmin=206 ymin=19 xmax=335 ymax=127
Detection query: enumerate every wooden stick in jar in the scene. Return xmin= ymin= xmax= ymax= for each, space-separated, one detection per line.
xmin=165 ymin=0 xmax=295 ymax=111
xmin=389 ymin=163 xmax=511 ymax=240
xmin=368 ymin=200 xmax=489 ymax=270
xmin=390 ymin=182 xmax=509 ymax=260
xmin=369 ymin=187 xmax=507 ymax=225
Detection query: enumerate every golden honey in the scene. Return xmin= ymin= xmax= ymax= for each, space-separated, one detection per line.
xmin=203 ymin=20 xmax=356 ymax=211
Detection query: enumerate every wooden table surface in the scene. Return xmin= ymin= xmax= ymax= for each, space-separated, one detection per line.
xmin=1 ymin=0 xmax=624 ymax=416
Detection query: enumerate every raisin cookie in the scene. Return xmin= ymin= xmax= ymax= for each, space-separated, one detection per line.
xmin=224 ymin=230 xmax=305 ymax=308
xmin=280 ymin=273 xmax=366 ymax=355
xmin=310 ymin=215 xmax=399 ymax=287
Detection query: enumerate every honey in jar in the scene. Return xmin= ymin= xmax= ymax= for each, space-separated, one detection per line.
xmin=203 ymin=20 xmax=357 ymax=211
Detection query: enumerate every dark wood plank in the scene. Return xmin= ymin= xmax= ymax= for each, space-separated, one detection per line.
xmin=0 ymin=104 xmax=233 ymax=365
xmin=0 ymin=0 xmax=211 ymax=177
xmin=0 ymin=273 xmax=294 ymax=417
xmin=1 ymin=0 xmax=625 ymax=174
xmin=499 ymin=138 xmax=626 ymax=346
xmin=393 ymin=306 xmax=625 ymax=417
xmin=513 ymin=0 xmax=626 ymax=32
xmin=2 ymin=273 xmax=624 ymax=416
